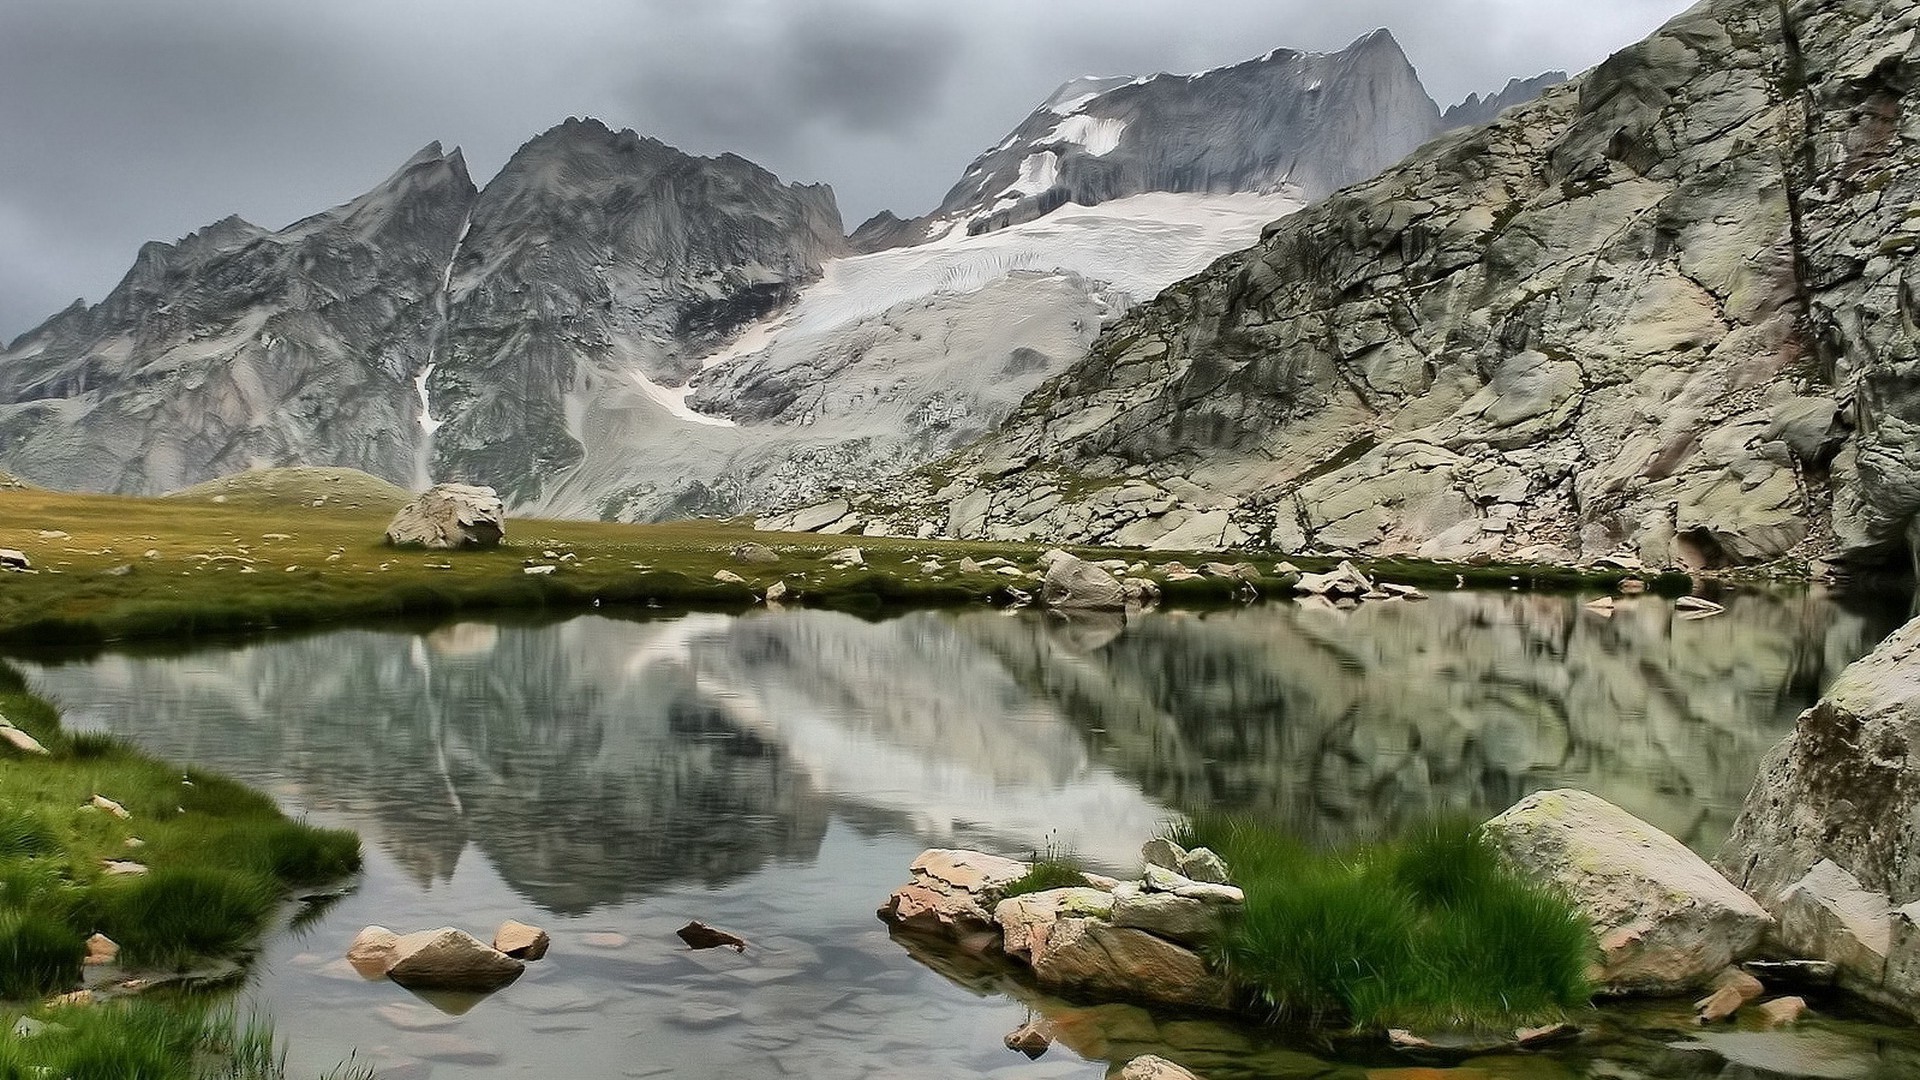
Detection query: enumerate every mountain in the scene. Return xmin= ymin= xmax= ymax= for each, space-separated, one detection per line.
xmin=851 ymin=30 xmax=1443 ymax=253
xmin=1441 ymin=72 xmax=1569 ymax=129
xmin=0 ymin=41 xmax=1564 ymax=520
xmin=831 ymin=0 xmax=1916 ymax=573
xmin=0 ymin=120 xmax=844 ymax=503
xmin=0 ymin=145 xmax=475 ymax=494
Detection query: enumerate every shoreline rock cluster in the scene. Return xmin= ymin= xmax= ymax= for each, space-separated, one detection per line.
xmin=877 ymin=846 xmax=1244 ymax=1012
xmin=881 ymin=784 xmax=1851 ymax=1051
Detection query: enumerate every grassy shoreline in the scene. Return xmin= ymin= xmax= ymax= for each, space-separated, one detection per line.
xmin=0 ymin=659 xmax=360 ymax=1076
xmin=0 ymin=487 xmax=1679 ymax=649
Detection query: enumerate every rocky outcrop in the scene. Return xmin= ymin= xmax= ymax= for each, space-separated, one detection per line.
xmin=877 ymin=849 xmax=1032 ymax=936
xmin=384 ymin=484 xmax=505 ymax=549
xmin=1722 ymin=613 xmax=1920 ymax=1016
xmin=865 ymin=0 xmax=1920 ymax=572
xmin=884 ymin=843 xmax=1241 ymax=1013
xmin=1485 ymin=789 xmax=1772 ymax=994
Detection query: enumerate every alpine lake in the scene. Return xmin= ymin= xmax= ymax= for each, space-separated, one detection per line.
xmin=13 ymin=586 xmax=1920 ymax=1080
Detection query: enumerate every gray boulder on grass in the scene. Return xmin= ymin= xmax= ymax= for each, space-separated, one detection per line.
xmin=385 ymin=484 xmax=505 ymax=549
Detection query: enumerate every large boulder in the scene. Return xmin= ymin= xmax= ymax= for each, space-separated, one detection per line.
xmin=878 ymin=849 xmax=1031 ymax=936
xmin=385 ymin=927 xmax=525 ymax=993
xmin=384 ymin=484 xmax=505 ymax=549
xmin=1039 ymin=550 xmax=1127 ymax=610
xmin=1721 ymin=615 xmax=1920 ymax=907
xmin=1485 ymin=789 xmax=1770 ymax=994
xmin=1720 ymin=616 xmax=1920 ymax=1016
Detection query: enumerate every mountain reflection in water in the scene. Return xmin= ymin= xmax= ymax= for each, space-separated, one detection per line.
xmin=21 ymin=591 xmax=1893 ymax=917
xmin=12 ymin=590 xmax=1905 ymax=1079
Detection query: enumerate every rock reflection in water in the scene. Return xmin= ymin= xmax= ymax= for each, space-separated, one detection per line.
xmin=963 ymin=590 xmax=1894 ymax=849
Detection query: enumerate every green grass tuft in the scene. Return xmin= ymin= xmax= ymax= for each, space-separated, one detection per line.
xmin=1174 ymin=814 xmax=1594 ymax=1031
xmin=0 ymin=1001 xmax=347 ymax=1080
xmin=0 ymin=909 xmax=87 ymax=1000
xmin=95 ymin=867 xmax=281 ymax=969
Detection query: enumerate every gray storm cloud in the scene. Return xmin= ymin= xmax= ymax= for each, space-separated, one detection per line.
xmin=0 ymin=0 xmax=1689 ymax=339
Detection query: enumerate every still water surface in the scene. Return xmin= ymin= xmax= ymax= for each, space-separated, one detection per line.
xmin=16 ymin=591 xmax=1920 ymax=1078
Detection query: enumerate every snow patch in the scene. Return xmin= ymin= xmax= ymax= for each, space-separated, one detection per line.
xmin=414 ymin=365 xmax=444 ymax=434
xmin=1044 ymin=114 xmax=1129 ymax=156
xmin=697 ymin=190 xmax=1306 ymax=370
xmin=998 ymin=151 xmax=1060 ymax=202
xmin=630 ymin=370 xmax=738 ymax=428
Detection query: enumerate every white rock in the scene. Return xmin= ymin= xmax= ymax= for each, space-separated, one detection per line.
xmin=384 ymin=484 xmax=505 ymax=549
xmin=1039 ymin=549 xmax=1128 ymax=610
xmin=1486 ymin=789 xmax=1771 ymax=994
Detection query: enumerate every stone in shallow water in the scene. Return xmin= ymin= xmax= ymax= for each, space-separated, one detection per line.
xmin=386 ymin=927 xmax=524 ymax=993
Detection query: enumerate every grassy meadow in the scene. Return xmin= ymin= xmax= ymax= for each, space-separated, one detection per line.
xmin=0 ymin=470 xmax=1662 ymax=648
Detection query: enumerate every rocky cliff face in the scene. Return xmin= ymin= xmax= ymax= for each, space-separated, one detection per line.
xmin=849 ymin=0 xmax=1919 ymax=572
xmin=852 ymin=31 xmax=1443 ymax=253
xmin=0 ymin=145 xmax=475 ymax=493
xmin=427 ymin=119 xmax=846 ymax=503
xmin=0 ymin=120 xmax=845 ymax=502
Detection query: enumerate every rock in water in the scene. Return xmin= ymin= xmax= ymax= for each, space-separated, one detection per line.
xmin=1485 ymin=789 xmax=1771 ymax=994
xmin=492 ymin=920 xmax=550 ymax=961
xmin=879 ymin=849 xmax=1032 ymax=936
xmin=385 ymin=484 xmax=505 ymax=549
xmin=1723 ymin=615 xmax=1920 ymax=906
xmin=1028 ymin=918 xmax=1232 ymax=1011
xmin=347 ymin=926 xmax=402 ymax=979
xmin=1721 ymin=615 xmax=1920 ymax=1018
xmin=1003 ymin=1019 xmax=1053 ymax=1059
xmin=676 ymin=921 xmax=749 ymax=952
xmin=385 ymin=928 xmax=524 ymax=993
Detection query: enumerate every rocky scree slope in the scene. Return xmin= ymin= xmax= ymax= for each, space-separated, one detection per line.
xmin=855 ymin=0 xmax=1920 ymax=571
xmin=0 ymin=120 xmax=845 ymax=504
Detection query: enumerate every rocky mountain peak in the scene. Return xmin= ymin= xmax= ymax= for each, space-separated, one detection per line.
xmin=854 ymin=28 xmax=1447 ymax=253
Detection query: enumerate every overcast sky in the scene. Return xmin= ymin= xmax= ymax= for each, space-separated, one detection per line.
xmin=0 ymin=0 xmax=1691 ymax=340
